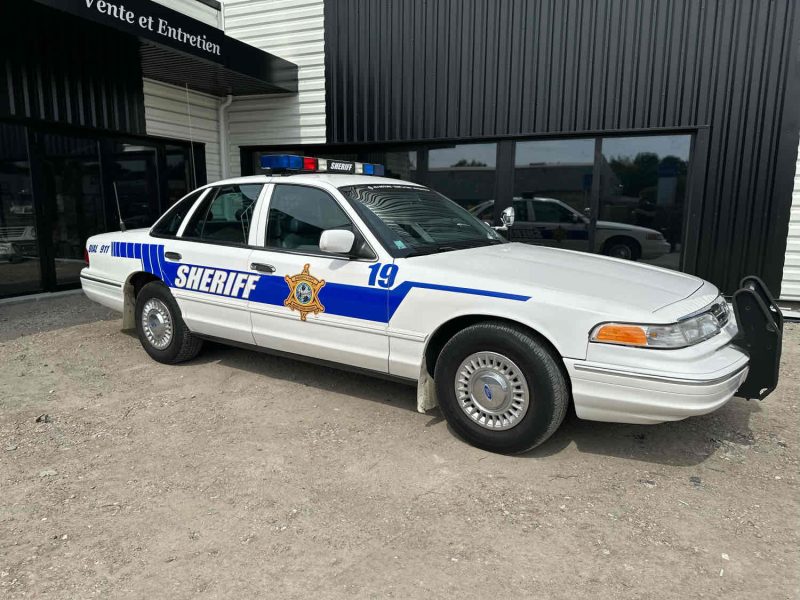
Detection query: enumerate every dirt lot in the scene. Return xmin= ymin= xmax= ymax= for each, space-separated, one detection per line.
xmin=0 ymin=295 xmax=798 ymax=599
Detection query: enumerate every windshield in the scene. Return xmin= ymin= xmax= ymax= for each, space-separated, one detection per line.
xmin=340 ymin=184 xmax=505 ymax=257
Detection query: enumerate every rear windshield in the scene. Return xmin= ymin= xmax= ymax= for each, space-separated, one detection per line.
xmin=339 ymin=184 xmax=504 ymax=257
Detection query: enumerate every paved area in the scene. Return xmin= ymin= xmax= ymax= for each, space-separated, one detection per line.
xmin=0 ymin=294 xmax=797 ymax=598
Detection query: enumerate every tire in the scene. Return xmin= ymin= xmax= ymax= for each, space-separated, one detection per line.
xmin=135 ymin=281 xmax=203 ymax=364
xmin=603 ymin=238 xmax=639 ymax=261
xmin=434 ymin=321 xmax=569 ymax=454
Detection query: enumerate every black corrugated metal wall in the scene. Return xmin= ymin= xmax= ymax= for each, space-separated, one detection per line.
xmin=325 ymin=0 xmax=800 ymax=295
xmin=0 ymin=1 xmax=146 ymax=135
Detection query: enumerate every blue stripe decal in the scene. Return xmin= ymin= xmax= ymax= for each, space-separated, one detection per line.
xmin=112 ymin=241 xmax=530 ymax=323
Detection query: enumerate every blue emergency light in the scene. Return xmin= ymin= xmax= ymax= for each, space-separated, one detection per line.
xmin=260 ymin=154 xmax=385 ymax=177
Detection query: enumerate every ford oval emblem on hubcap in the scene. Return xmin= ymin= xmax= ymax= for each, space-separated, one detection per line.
xmin=484 ymin=383 xmax=493 ymax=401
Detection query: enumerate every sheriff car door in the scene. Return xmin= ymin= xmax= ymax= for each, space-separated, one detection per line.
xmin=161 ymin=182 xmax=266 ymax=344
xmin=247 ymin=182 xmax=390 ymax=373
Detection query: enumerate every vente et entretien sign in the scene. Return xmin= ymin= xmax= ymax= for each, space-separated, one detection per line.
xmin=84 ymin=0 xmax=220 ymax=56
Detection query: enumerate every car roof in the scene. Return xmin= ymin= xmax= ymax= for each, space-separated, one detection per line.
xmin=201 ymin=173 xmax=424 ymax=189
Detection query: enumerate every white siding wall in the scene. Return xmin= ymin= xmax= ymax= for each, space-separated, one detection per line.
xmin=142 ymin=79 xmax=222 ymax=183
xmin=150 ymin=0 xmax=222 ymax=28
xmin=782 ymin=139 xmax=800 ymax=301
xmin=223 ymin=0 xmax=326 ymax=176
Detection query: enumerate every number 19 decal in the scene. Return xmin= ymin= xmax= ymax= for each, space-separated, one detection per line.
xmin=367 ymin=263 xmax=398 ymax=288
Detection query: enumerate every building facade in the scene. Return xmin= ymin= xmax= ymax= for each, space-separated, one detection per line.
xmin=2 ymin=0 xmax=799 ymax=307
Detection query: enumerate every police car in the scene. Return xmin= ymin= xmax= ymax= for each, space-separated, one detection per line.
xmin=80 ymin=155 xmax=783 ymax=454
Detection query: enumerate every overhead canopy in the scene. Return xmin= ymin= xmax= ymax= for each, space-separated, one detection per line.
xmin=31 ymin=0 xmax=298 ymax=96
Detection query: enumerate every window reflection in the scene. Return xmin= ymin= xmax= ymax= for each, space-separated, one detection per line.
xmin=165 ymin=144 xmax=192 ymax=208
xmin=109 ymin=143 xmax=160 ymax=230
xmin=41 ymin=134 xmax=104 ymax=286
xmin=428 ymin=143 xmax=497 ymax=210
xmin=0 ymin=123 xmax=40 ymax=296
xmin=599 ymin=135 xmax=690 ymax=269
xmin=368 ymin=150 xmax=418 ymax=182
xmin=505 ymin=139 xmax=593 ymax=251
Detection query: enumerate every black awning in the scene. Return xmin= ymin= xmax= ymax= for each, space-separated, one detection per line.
xmin=30 ymin=0 xmax=298 ymax=96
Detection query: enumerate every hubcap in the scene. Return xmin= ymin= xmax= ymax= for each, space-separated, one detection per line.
xmin=609 ymin=244 xmax=632 ymax=259
xmin=455 ymin=351 xmax=530 ymax=430
xmin=141 ymin=298 xmax=173 ymax=350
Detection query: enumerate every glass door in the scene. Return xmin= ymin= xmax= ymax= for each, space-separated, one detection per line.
xmin=107 ymin=143 xmax=160 ymax=229
xmin=40 ymin=133 xmax=104 ymax=287
xmin=0 ymin=123 xmax=41 ymax=296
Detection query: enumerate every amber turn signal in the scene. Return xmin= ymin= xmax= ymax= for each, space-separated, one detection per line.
xmin=591 ymin=324 xmax=648 ymax=346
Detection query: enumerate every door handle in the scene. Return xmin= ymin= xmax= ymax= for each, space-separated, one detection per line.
xmin=250 ymin=262 xmax=276 ymax=273
xmin=165 ymin=251 xmax=181 ymax=261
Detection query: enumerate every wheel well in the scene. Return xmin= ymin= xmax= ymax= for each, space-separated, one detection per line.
xmin=602 ymin=235 xmax=641 ymax=259
xmin=121 ymin=271 xmax=161 ymax=330
xmin=128 ymin=271 xmax=161 ymax=298
xmin=424 ymin=315 xmax=566 ymax=381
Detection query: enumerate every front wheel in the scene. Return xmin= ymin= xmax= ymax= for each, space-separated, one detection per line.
xmin=135 ymin=281 xmax=203 ymax=364
xmin=434 ymin=322 xmax=569 ymax=454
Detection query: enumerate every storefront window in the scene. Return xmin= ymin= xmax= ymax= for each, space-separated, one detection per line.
xmin=510 ymin=139 xmax=594 ymax=250
xmin=41 ymin=134 xmax=104 ymax=286
xmin=109 ymin=143 xmax=160 ymax=230
xmin=367 ymin=150 xmax=418 ymax=182
xmin=0 ymin=123 xmax=40 ymax=296
xmin=165 ymin=144 xmax=193 ymax=207
xmin=427 ymin=143 xmax=497 ymax=210
xmin=599 ymin=135 xmax=690 ymax=269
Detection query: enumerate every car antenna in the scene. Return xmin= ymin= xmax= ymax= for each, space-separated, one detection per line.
xmin=112 ymin=181 xmax=126 ymax=232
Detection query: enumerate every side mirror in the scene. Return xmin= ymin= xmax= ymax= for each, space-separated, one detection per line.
xmin=501 ymin=206 xmax=515 ymax=228
xmin=319 ymin=229 xmax=356 ymax=255
xmin=493 ymin=206 xmax=515 ymax=230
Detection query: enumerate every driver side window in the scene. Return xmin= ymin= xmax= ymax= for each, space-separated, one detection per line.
xmin=183 ymin=184 xmax=263 ymax=244
xmin=532 ymin=200 xmax=573 ymax=224
xmin=265 ymin=184 xmax=354 ymax=253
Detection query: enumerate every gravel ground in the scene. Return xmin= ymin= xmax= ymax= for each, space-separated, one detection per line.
xmin=0 ymin=295 xmax=798 ymax=599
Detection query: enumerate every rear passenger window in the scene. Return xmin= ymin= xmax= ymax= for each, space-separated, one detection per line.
xmin=265 ymin=184 xmax=353 ymax=252
xmin=184 ymin=184 xmax=263 ymax=244
xmin=151 ymin=189 xmax=205 ymax=237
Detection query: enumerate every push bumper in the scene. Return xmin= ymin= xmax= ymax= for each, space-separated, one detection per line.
xmin=567 ymin=276 xmax=782 ymax=425
xmin=730 ymin=276 xmax=783 ymax=399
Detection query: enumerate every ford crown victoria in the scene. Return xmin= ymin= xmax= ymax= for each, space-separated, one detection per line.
xmin=80 ymin=156 xmax=783 ymax=453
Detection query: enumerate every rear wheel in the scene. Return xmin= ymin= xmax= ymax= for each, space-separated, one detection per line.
xmin=434 ymin=322 xmax=569 ymax=454
xmin=135 ymin=281 xmax=203 ymax=364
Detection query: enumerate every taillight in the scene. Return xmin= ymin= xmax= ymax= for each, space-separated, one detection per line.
xmin=84 ymin=248 xmax=90 ymax=266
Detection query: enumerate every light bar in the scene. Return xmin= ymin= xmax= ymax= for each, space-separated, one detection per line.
xmin=260 ymin=154 xmax=385 ymax=176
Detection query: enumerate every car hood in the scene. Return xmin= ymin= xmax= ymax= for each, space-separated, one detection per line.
xmin=405 ymin=242 xmax=705 ymax=315
xmin=596 ymin=220 xmax=660 ymax=235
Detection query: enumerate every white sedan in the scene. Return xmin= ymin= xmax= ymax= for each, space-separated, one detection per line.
xmin=80 ymin=156 xmax=782 ymax=454
xmin=470 ymin=198 xmax=672 ymax=260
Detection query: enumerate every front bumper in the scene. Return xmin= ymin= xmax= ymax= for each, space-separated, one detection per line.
xmin=567 ymin=275 xmax=782 ymax=425
xmin=566 ymin=357 xmax=749 ymax=424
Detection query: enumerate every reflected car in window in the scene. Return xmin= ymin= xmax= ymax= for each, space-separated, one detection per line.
xmin=470 ymin=198 xmax=671 ymax=261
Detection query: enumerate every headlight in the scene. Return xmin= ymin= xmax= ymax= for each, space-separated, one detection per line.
xmin=590 ymin=298 xmax=730 ymax=349
xmin=646 ymin=232 xmax=664 ymax=240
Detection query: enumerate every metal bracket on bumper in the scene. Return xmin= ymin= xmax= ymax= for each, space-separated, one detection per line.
xmin=731 ymin=276 xmax=783 ymax=400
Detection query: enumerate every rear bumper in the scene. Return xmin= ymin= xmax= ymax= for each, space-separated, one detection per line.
xmin=80 ymin=271 xmax=124 ymax=312
xmin=566 ymin=358 xmax=749 ymax=424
